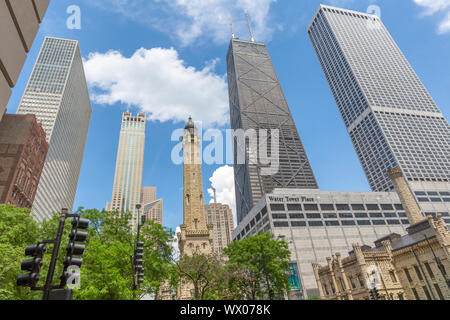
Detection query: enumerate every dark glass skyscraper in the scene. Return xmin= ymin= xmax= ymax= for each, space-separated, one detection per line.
xmin=227 ymin=38 xmax=318 ymax=223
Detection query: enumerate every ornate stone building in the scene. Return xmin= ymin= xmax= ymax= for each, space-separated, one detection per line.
xmin=177 ymin=117 xmax=213 ymax=299
xmin=313 ymin=168 xmax=450 ymax=300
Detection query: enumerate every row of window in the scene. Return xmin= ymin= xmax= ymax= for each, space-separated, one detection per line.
xmin=273 ymin=219 xmax=408 ymax=228
xmin=269 ymin=202 xmax=403 ymax=212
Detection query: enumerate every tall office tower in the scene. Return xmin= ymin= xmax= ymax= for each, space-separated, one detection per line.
xmin=141 ymin=186 xmax=163 ymax=225
xmin=205 ymin=203 xmax=234 ymax=254
xmin=307 ymin=6 xmax=450 ymax=205
xmin=109 ymin=112 xmax=146 ymax=229
xmin=16 ymin=37 xmax=92 ymax=221
xmin=0 ymin=0 xmax=50 ymax=120
xmin=227 ymin=38 xmax=318 ymax=224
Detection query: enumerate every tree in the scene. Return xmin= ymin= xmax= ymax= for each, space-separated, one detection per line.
xmin=0 ymin=205 xmax=40 ymax=300
xmin=223 ymin=232 xmax=291 ymax=300
xmin=173 ymin=253 xmax=228 ymax=300
xmin=0 ymin=205 xmax=175 ymax=300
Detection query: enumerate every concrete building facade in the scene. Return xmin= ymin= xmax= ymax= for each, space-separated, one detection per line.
xmin=141 ymin=187 xmax=163 ymax=225
xmin=232 ymin=188 xmax=413 ymax=298
xmin=226 ymin=38 xmax=318 ymax=224
xmin=108 ymin=112 xmax=146 ymax=229
xmin=16 ymin=37 xmax=91 ymax=221
xmin=205 ymin=203 xmax=234 ymax=254
xmin=313 ymin=168 xmax=450 ymax=300
xmin=307 ymin=5 xmax=450 ymax=215
xmin=0 ymin=0 xmax=50 ymax=120
xmin=0 ymin=114 xmax=48 ymax=208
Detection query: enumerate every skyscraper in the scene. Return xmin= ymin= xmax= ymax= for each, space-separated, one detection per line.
xmin=307 ymin=5 xmax=450 ymax=206
xmin=205 ymin=203 xmax=234 ymax=254
xmin=226 ymin=38 xmax=318 ymax=224
xmin=0 ymin=0 xmax=50 ymax=120
xmin=17 ymin=37 xmax=92 ymax=221
xmin=109 ymin=111 xmax=146 ymax=229
xmin=141 ymin=186 xmax=163 ymax=225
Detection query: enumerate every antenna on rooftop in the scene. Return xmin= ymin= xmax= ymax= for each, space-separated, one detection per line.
xmin=229 ymin=17 xmax=235 ymax=39
xmin=245 ymin=12 xmax=255 ymax=42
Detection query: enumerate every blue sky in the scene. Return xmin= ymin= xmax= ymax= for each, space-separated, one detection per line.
xmin=6 ymin=0 xmax=450 ymax=232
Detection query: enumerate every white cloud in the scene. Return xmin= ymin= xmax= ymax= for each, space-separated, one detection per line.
xmin=207 ymin=165 xmax=236 ymax=227
xmin=83 ymin=47 xmax=229 ymax=127
xmin=413 ymin=0 xmax=450 ymax=34
xmin=84 ymin=0 xmax=276 ymax=46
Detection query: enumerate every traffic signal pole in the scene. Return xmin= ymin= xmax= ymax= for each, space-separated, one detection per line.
xmin=42 ymin=209 xmax=68 ymax=300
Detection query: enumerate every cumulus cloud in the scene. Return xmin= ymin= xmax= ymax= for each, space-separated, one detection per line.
xmin=83 ymin=47 xmax=229 ymax=127
xmin=84 ymin=0 xmax=276 ymax=46
xmin=413 ymin=0 xmax=450 ymax=34
xmin=207 ymin=165 xmax=237 ymax=227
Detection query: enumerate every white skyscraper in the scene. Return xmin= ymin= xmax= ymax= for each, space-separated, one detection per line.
xmin=108 ymin=112 xmax=146 ymax=229
xmin=17 ymin=37 xmax=92 ymax=221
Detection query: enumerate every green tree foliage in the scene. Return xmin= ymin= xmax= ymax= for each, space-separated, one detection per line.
xmin=223 ymin=232 xmax=291 ymax=300
xmin=0 ymin=205 xmax=40 ymax=300
xmin=0 ymin=205 xmax=174 ymax=300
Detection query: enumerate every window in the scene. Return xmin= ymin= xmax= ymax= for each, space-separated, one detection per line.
xmin=351 ymin=204 xmax=365 ymax=210
xmin=373 ymin=220 xmax=386 ymax=225
xmin=383 ymin=212 xmax=397 ymax=217
xmin=320 ymin=204 xmax=335 ymax=210
xmin=291 ymin=221 xmax=306 ymax=227
xmin=349 ymin=277 xmax=356 ymax=289
xmin=357 ymin=220 xmax=371 ymax=225
xmin=273 ymin=221 xmax=289 ymax=227
xmin=289 ymin=213 xmax=304 ymax=219
xmin=339 ymin=213 xmax=353 ymax=218
xmin=381 ymin=204 xmax=394 ymax=210
xmin=434 ymin=284 xmax=445 ymax=300
xmin=272 ymin=214 xmax=287 ymax=219
xmin=287 ymin=204 xmax=302 ymax=211
xmin=325 ymin=221 xmax=339 ymax=226
xmin=411 ymin=288 xmax=420 ymax=300
xmin=366 ymin=204 xmax=380 ymax=210
xmin=306 ymin=213 xmax=321 ymax=219
xmin=404 ymin=268 xmax=413 ymax=283
xmin=424 ymin=262 xmax=434 ymax=279
xmin=369 ymin=212 xmax=383 ymax=218
xmin=270 ymin=204 xmax=285 ymax=211
xmin=355 ymin=212 xmax=368 ymax=218
xmin=308 ymin=221 xmax=324 ymax=227
xmin=342 ymin=220 xmax=356 ymax=226
xmin=414 ymin=266 xmax=423 ymax=281
xmin=422 ymin=286 xmax=432 ymax=300
xmin=323 ymin=213 xmax=337 ymax=219
xmin=389 ymin=271 xmax=397 ymax=283
xmin=394 ymin=204 xmax=403 ymax=210
xmin=387 ymin=220 xmax=401 ymax=225
xmin=398 ymin=293 xmax=404 ymax=300
xmin=304 ymin=204 xmax=319 ymax=211
xmin=324 ymin=284 xmax=329 ymax=295
xmin=357 ymin=274 xmax=365 ymax=287
xmin=336 ymin=204 xmax=350 ymax=210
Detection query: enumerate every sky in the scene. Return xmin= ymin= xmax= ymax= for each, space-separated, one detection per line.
xmin=6 ymin=0 xmax=450 ymax=233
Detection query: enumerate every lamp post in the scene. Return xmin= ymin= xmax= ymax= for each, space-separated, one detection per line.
xmin=132 ymin=204 xmax=146 ymax=291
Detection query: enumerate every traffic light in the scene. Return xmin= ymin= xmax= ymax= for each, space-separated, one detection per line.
xmin=60 ymin=216 xmax=89 ymax=286
xmin=134 ymin=241 xmax=144 ymax=285
xmin=17 ymin=243 xmax=47 ymax=287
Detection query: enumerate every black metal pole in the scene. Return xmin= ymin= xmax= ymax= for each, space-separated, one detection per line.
xmin=132 ymin=204 xmax=142 ymax=291
xmin=43 ymin=208 xmax=68 ymax=300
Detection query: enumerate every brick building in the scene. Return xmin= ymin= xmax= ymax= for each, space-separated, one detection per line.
xmin=0 ymin=114 xmax=48 ymax=208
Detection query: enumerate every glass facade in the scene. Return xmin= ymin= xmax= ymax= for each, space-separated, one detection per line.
xmin=16 ymin=37 xmax=92 ymax=221
xmin=226 ymin=39 xmax=318 ymax=224
xmin=307 ymin=5 xmax=450 ymax=193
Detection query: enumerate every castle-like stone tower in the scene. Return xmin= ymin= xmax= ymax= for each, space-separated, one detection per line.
xmin=177 ymin=117 xmax=214 ymax=300
xmin=178 ymin=117 xmax=213 ymax=257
